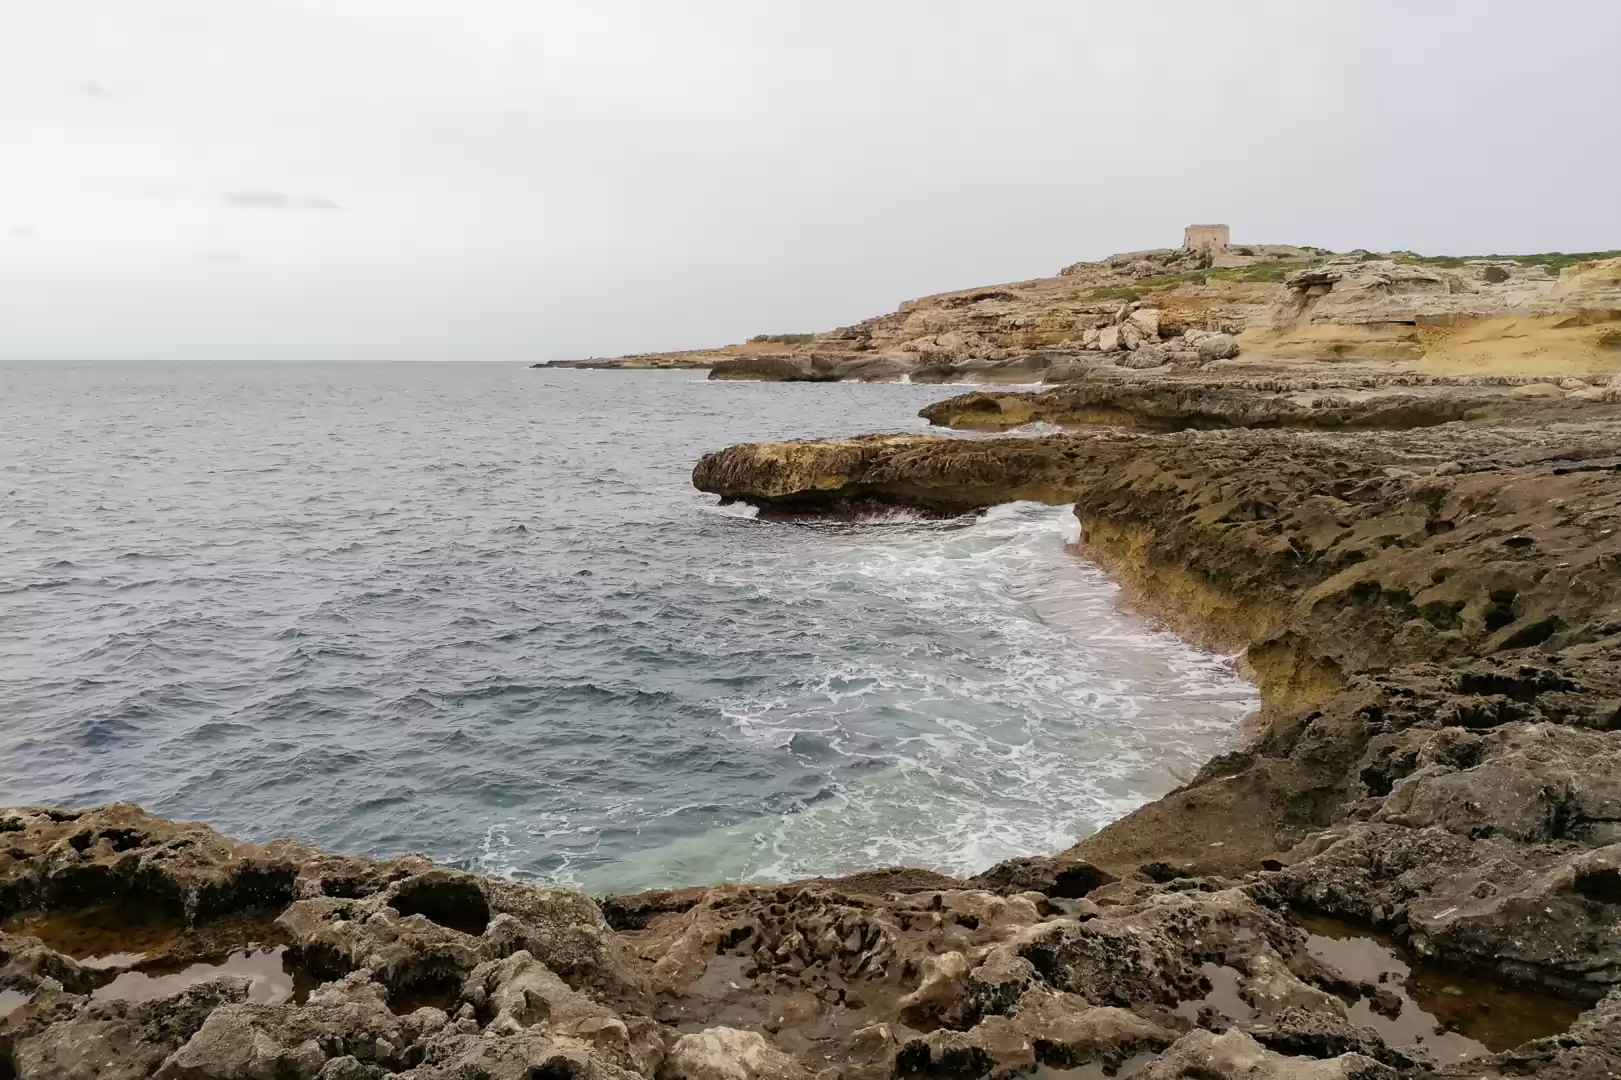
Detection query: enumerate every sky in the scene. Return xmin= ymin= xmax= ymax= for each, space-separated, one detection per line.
xmin=1 ymin=0 xmax=1618 ymax=362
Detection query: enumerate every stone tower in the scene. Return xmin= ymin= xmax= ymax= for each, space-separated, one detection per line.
xmin=1182 ymin=224 xmax=1230 ymax=258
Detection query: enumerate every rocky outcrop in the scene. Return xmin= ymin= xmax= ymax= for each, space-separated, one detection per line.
xmin=540 ymin=244 xmax=1621 ymax=383
xmin=708 ymin=355 xmax=840 ymax=382
xmin=1249 ymin=257 xmax=1621 ymax=369
xmin=917 ymin=373 xmax=1621 ymax=431
xmin=692 ymin=434 xmax=1111 ymax=515
xmin=688 ymin=388 xmax=1621 ymax=1073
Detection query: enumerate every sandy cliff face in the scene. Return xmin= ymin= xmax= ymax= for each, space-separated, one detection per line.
xmin=1249 ymin=257 xmax=1621 ymax=373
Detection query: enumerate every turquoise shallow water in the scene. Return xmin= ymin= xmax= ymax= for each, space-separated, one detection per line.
xmin=0 ymin=363 xmax=1256 ymax=891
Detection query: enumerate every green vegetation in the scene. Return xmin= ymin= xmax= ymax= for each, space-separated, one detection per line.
xmin=747 ymin=332 xmax=817 ymax=345
xmin=1086 ymin=261 xmax=1296 ymax=300
xmin=1081 ymin=248 xmax=1621 ymax=304
xmin=1208 ymin=262 xmax=1297 ymax=283
xmin=1087 ymin=286 xmax=1142 ymax=302
xmin=1397 ymin=250 xmax=1621 ymax=274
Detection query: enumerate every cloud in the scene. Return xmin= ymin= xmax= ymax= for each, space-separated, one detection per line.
xmin=4 ymin=0 xmax=1618 ymax=362
xmin=199 ymin=250 xmax=244 ymax=263
xmin=7 ymin=226 xmax=33 ymax=239
xmin=78 ymin=81 xmax=110 ymax=98
xmin=221 ymin=191 xmax=340 ymax=210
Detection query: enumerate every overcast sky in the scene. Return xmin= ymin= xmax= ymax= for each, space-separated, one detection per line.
xmin=2 ymin=1 xmax=1618 ymax=362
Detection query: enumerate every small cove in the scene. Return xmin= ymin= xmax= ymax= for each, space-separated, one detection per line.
xmin=1 ymin=363 xmax=1257 ymax=892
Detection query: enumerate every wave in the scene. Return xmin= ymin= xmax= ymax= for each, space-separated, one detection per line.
xmin=2 ymin=366 xmax=1256 ymax=891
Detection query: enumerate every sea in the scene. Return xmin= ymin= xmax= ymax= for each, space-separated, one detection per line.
xmin=0 ymin=362 xmax=1257 ymax=893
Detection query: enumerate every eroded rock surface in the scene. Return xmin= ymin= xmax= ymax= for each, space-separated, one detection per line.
xmin=681 ymin=390 xmax=1621 ymax=1076
xmin=918 ymin=374 xmax=1621 ymax=432
xmin=5 ymin=797 xmax=1610 ymax=1078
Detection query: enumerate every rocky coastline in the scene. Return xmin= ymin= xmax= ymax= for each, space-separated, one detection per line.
xmin=679 ymin=369 xmax=1621 ymax=1077
xmin=8 ymin=366 xmax=1621 ymax=1077
xmin=537 ymin=241 xmax=1621 ymax=385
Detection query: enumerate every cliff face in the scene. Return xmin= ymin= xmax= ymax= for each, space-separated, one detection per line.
xmin=549 ymin=246 xmax=1621 ymax=382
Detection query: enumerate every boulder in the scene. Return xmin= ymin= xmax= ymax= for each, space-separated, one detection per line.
xmin=1120 ymin=322 xmax=1145 ymax=351
xmin=1127 ymin=308 xmax=1162 ymax=338
xmin=1118 ymin=345 xmax=1169 ymax=369
xmin=1097 ymin=326 xmax=1122 ymax=353
xmin=1197 ymin=333 xmax=1240 ymax=361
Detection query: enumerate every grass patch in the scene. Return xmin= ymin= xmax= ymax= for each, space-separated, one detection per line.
xmin=1086 ymin=261 xmax=1296 ymax=300
xmin=1087 ymin=285 xmax=1143 ymax=302
xmin=747 ymin=332 xmax=817 ymax=345
xmin=1208 ymin=262 xmax=1296 ymax=283
xmin=1397 ymin=250 xmax=1621 ymax=274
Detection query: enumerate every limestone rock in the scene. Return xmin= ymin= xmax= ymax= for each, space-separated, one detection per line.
xmin=1136 ymin=1029 xmax=1396 ymax=1079
xmin=1118 ymin=344 xmax=1169 ymax=369
xmin=895 ymin=993 xmax=1173 ymax=1078
xmin=708 ymin=356 xmax=837 ymax=382
xmin=11 ymin=983 xmax=245 ymax=1080
xmin=897 ymin=950 xmax=970 ymax=1026
xmin=1196 ymin=333 xmax=1240 ymax=361
xmin=1127 ymin=308 xmax=1162 ymax=339
xmin=1097 ymin=326 xmax=1122 ymax=353
xmin=1510 ymin=382 xmax=1567 ymax=398
xmin=662 ymin=1027 xmax=811 ymax=1080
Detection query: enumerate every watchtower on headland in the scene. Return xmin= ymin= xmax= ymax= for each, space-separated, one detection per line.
xmin=1182 ymin=224 xmax=1230 ymax=258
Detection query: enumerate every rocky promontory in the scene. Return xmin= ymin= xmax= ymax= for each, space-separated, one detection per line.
xmin=540 ymin=235 xmax=1621 ymax=385
xmin=684 ymin=375 xmax=1621 ymax=1075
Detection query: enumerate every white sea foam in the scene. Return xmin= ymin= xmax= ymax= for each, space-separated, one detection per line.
xmin=583 ymin=502 xmax=1258 ymax=892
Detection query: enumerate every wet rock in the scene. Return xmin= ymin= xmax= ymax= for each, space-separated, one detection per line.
xmin=1371 ymin=722 xmax=1621 ymax=843
xmin=707 ymin=356 xmax=838 ymax=382
xmin=1248 ymin=1006 xmax=1409 ymax=1067
xmin=968 ymin=854 xmax=1117 ymax=899
xmin=1485 ymin=986 xmax=1621 ymax=1079
xmin=895 ymin=994 xmax=1172 ymax=1077
xmin=8 ymin=981 xmax=245 ymax=1080
xmin=1135 ymin=1028 xmax=1395 ymax=1078
xmin=154 ymin=972 xmax=410 ymax=1079
xmin=1274 ymin=824 xmax=1621 ymax=998
xmin=276 ymin=868 xmax=637 ymax=1000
